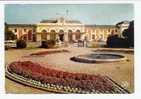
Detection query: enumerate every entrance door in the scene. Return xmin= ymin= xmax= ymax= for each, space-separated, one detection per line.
xmin=68 ymin=30 xmax=73 ymax=43
xmin=75 ymin=30 xmax=81 ymax=40
xmin=28 ymin=30 xmax=32 ymax=41
xmin=59 ymin=30 xmax=64 ymax=42
xmin=50 ymin=30 xmax=56 ymax=40
xmin=59 ymin=34 xmax=64 ymax=42
xmin=41 ymin=30 xmax=47 ymax=41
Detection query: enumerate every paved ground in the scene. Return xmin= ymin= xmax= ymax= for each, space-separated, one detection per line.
xmin=5 ymin=46 xmax=134 ymax=94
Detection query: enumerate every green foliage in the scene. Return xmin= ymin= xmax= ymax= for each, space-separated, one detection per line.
xmin=122 ymin=21 xmax=134 ymax=47
xmin=106 ymin=35 xmax=129 ymax=48
xmin=5 ymin=31 xmax=17 ymax=40
xmin=106 ymin=20 xmax=134 ymax=48
xmin=41 ymin=40 xmax=56 ymax=48
xmin=5 ymin=23 xmax=16 ymax=40
xmin=16 ymin=39 xmax=27 ymax=48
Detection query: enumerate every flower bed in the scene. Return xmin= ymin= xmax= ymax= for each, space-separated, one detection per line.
xmin=30 ymin=49 xmax=69 ymax=56
xmin=7 ymin=61 xmax=129 ymax=93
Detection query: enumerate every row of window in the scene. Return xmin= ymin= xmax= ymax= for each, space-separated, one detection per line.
xmin=14 ymin=28 xmax=35 ymax=33
xmin=13 ymin=28 xmax=117 ymax=34
xmin=91 ymin=34 xmax=105 ymax=40
xmin=40 ymin=29 xmax=81 ymax=33
xmin=86 ymin=29 xmax=117 ymax=33
xmin=14 ymin=29 xmax=26 ymax=32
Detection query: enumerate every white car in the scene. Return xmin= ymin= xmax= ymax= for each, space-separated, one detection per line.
xmin=5 ymin=40 xmax=16 ymax=48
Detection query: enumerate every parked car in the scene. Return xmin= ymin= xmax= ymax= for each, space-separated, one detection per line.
xmin=5 ymin=40 xmax=16 ymax=49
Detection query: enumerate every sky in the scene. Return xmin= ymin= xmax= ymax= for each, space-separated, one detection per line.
xmin=5 ymin=4 xmax=134 ymax=25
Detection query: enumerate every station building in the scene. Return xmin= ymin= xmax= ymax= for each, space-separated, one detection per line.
xmin=7 ymin=17 xmax=128 ymax=43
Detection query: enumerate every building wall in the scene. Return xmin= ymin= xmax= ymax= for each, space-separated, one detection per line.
xmin=36 ymin=24 xmax=85 ymax=33
xmin=8 ymin=25 xmax=36 ymax=41
xmin=7 ymin=24 xmax=118 ymax=42
xmin=85 ymin=26 xmax=117 ymax=41
xmin=36 ymin=23 xmax=85 ymax=42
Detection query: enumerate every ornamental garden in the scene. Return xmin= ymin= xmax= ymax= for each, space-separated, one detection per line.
xmin=5 ymin=20 xmax=134 ymax=94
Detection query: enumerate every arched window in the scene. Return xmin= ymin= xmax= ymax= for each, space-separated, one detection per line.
xmin=42 ymin=29 xmax=47 ymax=33
xmin=50 ymin=30 xmax=56 ymax=40
xmin=14 ymin=29 xmax=17 ymax=32
xmin=68 ymin=30 xmax=73 ymax=42
xmin=28 ymin=30 xmax=32 ymax=41
xmin=24 ymin=29 xmax=27 ymax=32
xmin=59 ymin=30 xmax=64 ymax=42
xmin=75 ymin=30 xmax=81 ymax=40
xmin=92 ymin=34 xmax=96 ymax=40
xmin=99 ymin=34 xmax=104 ymax=41
xmin=41 ymin=29 xmax=47 ymax=40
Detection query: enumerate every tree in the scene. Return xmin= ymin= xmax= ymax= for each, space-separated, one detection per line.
xmin=5 ymin=22 xmax=16 ymax=40
xmin=106 ymin=34 xmax=129 ymax=48
xmin=5 ymin=31 xmax=17 ymax=40
xmin=16 ymin=39 xmax=27 ymax=48
xmin=106 ymin=20 xmax=134 ymax=48
xmin=122 ymin=21 xmax=134 ymax=47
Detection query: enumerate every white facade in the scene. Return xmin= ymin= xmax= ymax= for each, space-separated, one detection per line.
xmin=36 ymin=17 xmax=85 ymax=42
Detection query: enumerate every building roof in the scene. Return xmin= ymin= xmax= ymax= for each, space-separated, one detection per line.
xmin=85 ymin=25 xmax=116 ymax=28
xmin=65 ymin=20 xmax=81 ymax=24
xmin=40 ymin=18 xmax=81 ymax=24
xmin=40 ymin=20 xmax=58 ymax=23
xmin=7 ymin=24 xmax=36 ymax=27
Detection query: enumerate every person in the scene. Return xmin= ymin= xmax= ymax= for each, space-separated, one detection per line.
xmin=84 ymin=36 xmax=88 ymax=47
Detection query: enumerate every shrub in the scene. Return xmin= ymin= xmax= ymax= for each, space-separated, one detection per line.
xmin=5 ymin=31 xmax=17 ymax=40
xmin=122 ymin=21 xmax=134 ymax=47
xmin=106 ymin=35 xmax=129 ymax=48
xmin=41 ymin=40 xmax=56 ymax=48
xmin=16 ymin=39 xmax=27 ymax=48
xmin=5 ymin=45 xmax=9 ymax=50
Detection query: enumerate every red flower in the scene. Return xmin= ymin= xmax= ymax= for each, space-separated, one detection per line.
xmin=8 ymin=61 xmax=115 ymax=92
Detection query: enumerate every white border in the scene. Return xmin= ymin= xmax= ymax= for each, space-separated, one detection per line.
xmin=0 ymin=0 xmax=138 ymax=4
xmin=0 ymin=1 xmax=141 ymax=99
xmin=0 ymin=4 xmax=5 ymax=94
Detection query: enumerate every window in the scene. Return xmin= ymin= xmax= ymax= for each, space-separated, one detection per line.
xmin=24 ymin=29 xmax=27 ymax=32
xmin=33 ymin=29 xmax=36 ymax=32
xmin=100 ymin=34 xmax=103 ymax=38
xmin=99 ymin=34 xmax=104 ymax=41
xmin=92 ymin=34 xmax=95 ymax=40
xmin=115 ymin=29 xmax=117 ymax=32
xmin=108 ymin=29 xmax=111 ymax=32
xmin=14 ymin=29 xmax=17 ymax=32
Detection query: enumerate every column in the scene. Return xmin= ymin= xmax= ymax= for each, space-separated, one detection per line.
xmin=64 ymin=32 xmax=68 ymax=42
xmin=47 ymin=34 xmax=50 ymax=40
xmin=72 ymin=33 xmax=76 ymax=41
xmin=36 ymin=33 xmax=42 ymax=42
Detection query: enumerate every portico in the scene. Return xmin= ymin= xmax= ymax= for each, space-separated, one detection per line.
xmin=36 ymin=17 xmax=85 ymax=42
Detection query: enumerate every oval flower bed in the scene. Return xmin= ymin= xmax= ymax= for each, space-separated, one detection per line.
xmin=7 ymin=61 xmax=129 ymax=93
xmin=30 ymin=49 xmax=69 ymax=56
